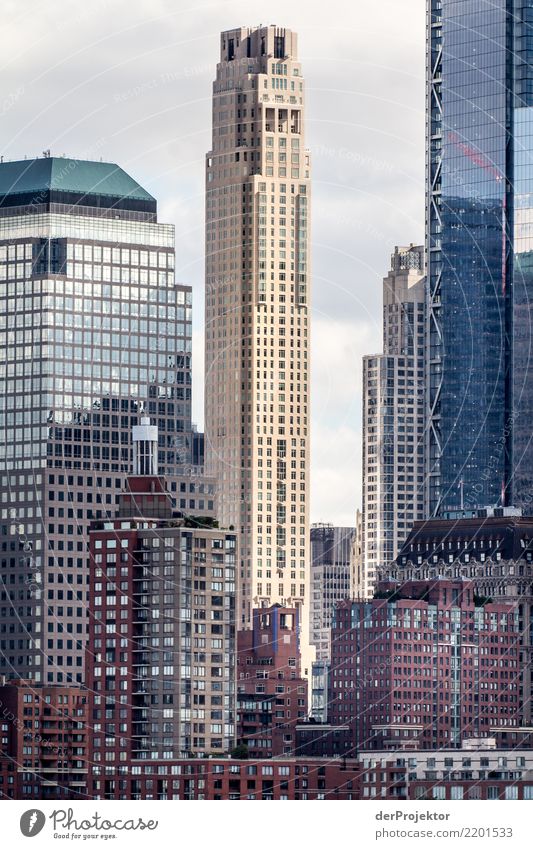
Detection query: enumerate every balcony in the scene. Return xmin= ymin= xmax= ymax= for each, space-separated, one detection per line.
xmin=133 ymin=709 xmax=148 ymax=721
xmin=132 ymin=695 xmax=150 ymax=707
xmin=132 ymin=653 xmax=150 ymax=665
xmin=134 ymin=607 xmax=149 ymax=620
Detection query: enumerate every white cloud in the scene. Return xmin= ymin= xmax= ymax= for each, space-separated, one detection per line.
xmin=2 ymin=0 xmax=426 ymax=523
xmin=311 ymin=317 xmax=376 ymax=520
xmin=312 ymin=422 xmax=361 ymax=527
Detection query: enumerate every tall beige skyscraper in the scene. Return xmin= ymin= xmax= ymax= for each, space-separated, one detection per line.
xmin=205 ymin=26 xmax=312 ymax=670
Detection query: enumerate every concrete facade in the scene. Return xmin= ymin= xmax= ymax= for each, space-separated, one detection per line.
xmin=204 ymin=26 xmax=312 ymax=674
xmin=360 ymin=245 xmax=426 ymax=598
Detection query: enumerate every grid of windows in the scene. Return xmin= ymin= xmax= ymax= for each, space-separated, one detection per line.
xmin=361 ymin=247 xmax=426 ymax=597
xmin=0 ymin=173 xmax=199 ymax=684
xmin=205 ymin=27 xmax=310 ymax=644
xmin=89 ymin=526 xmax=236 ymax=758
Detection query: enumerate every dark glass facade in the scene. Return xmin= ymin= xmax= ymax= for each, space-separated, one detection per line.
xmin=428 ymin=0 xmax=533 ymax=513
xmin=0 ymin=158 xmax=200 ymax=684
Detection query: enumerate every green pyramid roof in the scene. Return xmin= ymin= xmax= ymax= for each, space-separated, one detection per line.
xmin=0 ymin=157 xmax=155 ymax=203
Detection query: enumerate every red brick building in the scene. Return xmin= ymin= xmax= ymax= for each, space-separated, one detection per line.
xmin=295 ymin=722 xmax=352 ymax=757
xmin=237 ymin=605 xmax=308 ymax=757
xmin=86 ymin=471 xmax=237 ymax=787
xmin=94 ymin=757 xmax=360 ymax=800
xmin=0 ymin=753 xmax=15 ymax=799
xmin=0 ymin=679 xmax=87 ymax=799
xmin=330 ymin=579 xmax=522 ymax=750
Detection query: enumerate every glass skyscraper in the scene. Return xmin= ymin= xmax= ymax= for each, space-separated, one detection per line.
xmin=427 ymin=0 xmax=533 ymax=513
xmin=0 ymin=156 xmax=196 ymax=683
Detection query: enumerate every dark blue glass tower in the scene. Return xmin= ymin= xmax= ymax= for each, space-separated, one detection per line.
xmin=427 ymin=0 xmax=533 ymax=513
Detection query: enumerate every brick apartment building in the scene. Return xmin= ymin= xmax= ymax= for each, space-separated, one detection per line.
xmin=236 ymin=605 xmax=308 ymax=757
xmin=385 ymin=509 xmax=533 ymax=723
xmin=329 ymin=578 xmax=522 ymax=749
xmin=0 ymin=679 xmax=87 ymax=799
xmin=93 ymin=756 xmax=360 ymax=800
xmin=85 ymin=436 xmax=237 ymax=794
xmin=295 ymin=722 xmax=352 ymax=757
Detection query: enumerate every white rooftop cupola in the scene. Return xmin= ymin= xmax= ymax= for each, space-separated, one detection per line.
xmin=132 ymin=417 xmax=158 ymax=475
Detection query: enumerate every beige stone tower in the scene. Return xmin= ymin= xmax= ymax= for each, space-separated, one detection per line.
xmin=205 ymin=25 xmax=312 ymax=672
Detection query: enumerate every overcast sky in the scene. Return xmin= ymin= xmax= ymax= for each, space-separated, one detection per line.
xmin=2 ymin=0 xmax=425 ymax=526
